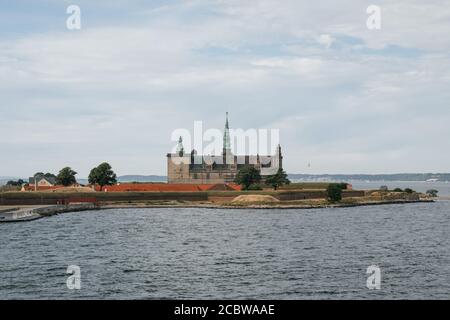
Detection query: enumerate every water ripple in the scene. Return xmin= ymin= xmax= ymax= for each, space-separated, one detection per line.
xmin=0 ymin=202 xmax=449 ymax=299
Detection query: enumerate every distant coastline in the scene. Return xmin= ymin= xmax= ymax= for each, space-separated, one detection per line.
xmin=289 ymin=173 xmax=450 ymax=182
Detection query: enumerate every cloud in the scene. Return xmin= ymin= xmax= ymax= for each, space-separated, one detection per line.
xmin=316 ymin=34 xmax=335 ymax=49
xmin=0 ymin=0 xmax=450 ymax=176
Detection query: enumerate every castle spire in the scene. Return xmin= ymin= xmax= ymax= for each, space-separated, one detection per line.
xmin=223 ymin=112 xmax=231 ymax=155
xmin=176 ymin=136 xmax=184 ymax=156
xmin=225 ymin=111 xmax=229 ymax=129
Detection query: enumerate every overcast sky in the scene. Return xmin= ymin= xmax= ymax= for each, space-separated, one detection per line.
xmin=1 ymin=0 xmax=450 ymax=177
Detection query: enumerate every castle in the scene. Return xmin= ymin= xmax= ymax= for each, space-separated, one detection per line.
xmin=167 ymin=113 xmax=283 ymax=184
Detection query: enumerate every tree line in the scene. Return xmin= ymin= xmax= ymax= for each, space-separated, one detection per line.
xmin=54 ymin=162 xmax=117 ymax=190
xmin=7 ymin=162 xmax=117 ymax=190
xmin=234 ymin=166 xmax=290 ymax=191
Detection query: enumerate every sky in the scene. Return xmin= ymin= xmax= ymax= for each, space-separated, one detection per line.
xmin=1 ymin=0 xmax=450 ymax=177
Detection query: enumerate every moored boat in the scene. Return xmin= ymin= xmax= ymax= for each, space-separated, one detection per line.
xmin=0 ymin=208 xmax=43 ymax=223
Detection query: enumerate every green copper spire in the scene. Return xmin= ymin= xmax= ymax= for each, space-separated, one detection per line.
xmin=223 ymin=112 xmax=231 ymax=155
xmin=176 ymin=136 xmax=184 ymax=156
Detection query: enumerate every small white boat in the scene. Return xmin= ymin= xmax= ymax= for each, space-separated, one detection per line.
xmin=0 ymin=208 xmax=42 ymax=223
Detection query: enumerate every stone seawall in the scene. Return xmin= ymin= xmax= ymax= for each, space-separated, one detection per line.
xmin=1 ymin=190 xmax=365 ymax=206
xmin=33 ymin=203 xmax=99 ymax=216
xmin=0 ymin=192 xmax=208 ymax=205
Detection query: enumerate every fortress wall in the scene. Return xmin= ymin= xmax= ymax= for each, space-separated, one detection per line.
xmin=0 ymin=192 xmax=208 ymax=205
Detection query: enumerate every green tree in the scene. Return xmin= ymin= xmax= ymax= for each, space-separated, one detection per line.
xmin=44 ymin=172 xmax=56 ymax=179
xmin=234 ymin=166 xmax=261 ymax=190
xmin=247 ymin=183 xmax=263 ymax=190
xmin=338 ymin=182 xmax=348 ymax=190
xmin=33 ymin=172 xmax=56 ymax=180
xmin=265 ymin=168 xmax=291 ymax=190
xmin=6 ymin=179 xmax=25 ymax=186
xmin=327 ymin=183 xmax=343 ymax=202
xmin=426 ymin=189 xmax=439 ymax=197
xmin=56 ymin=167 xmax=77 ymax=186
xmin=89 ymin=162 xmax=117 ymax=191
xmin=404 ymin=188 xmax=414 ymax=194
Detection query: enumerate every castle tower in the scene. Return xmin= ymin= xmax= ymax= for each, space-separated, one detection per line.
xmin=222 ymin=112 xmax=231 ymax=156
xmin=275 ymin=144 xmax=283 ymax=169
xmin=273 ymin=144 xmax=283 ymax=170
xmin=176 ymin=136 xmax=184 ymax=156
xmin=222 ymin=112 xmax=234 ymax=165
xmin=167 ymin=136 xmax=190 ymax=183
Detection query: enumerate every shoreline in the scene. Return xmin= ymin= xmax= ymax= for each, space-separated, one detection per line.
xmin=0 ymin=199 xmax=437 ymax=222
xmin=99 ymin=199 xmax=435 ymax=210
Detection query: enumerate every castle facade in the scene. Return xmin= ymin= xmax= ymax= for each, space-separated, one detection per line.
xmin=167 ymin=113 xmax=283 ymax=184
